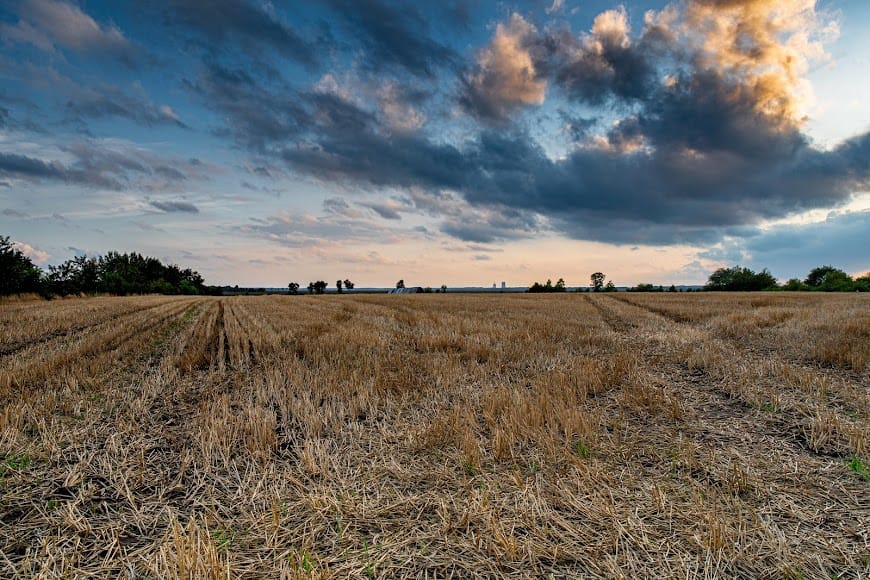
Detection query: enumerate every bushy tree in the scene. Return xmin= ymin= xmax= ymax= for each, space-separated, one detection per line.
xmin=528 ymin=277 xmax=568 ymax=293
xmin=855 ymin=273 xmax=870 ymax=292
xmin=288 ymin=282 xmax=300 ymax=295
xmin=630 ymin=283 xmax=659 ymax=292
xmin=804 ymin=266 xmax=854 ymax=292
xmin=0 ymin=236 xmax=43 ymax=295
xmin=336 ymin=279 xmax=343 ymax=293
xmin=704 ymin=266 xmax=777 ymax=291
xmin=396 ymin=279 xmax=405 ymax=289
xmin=343 ymin=279 xmax=354 ymax=290
xmin=782 ymin=278 xmax=807 ymax=291
xmin=590 ymin=272 xmax=605 ymax=292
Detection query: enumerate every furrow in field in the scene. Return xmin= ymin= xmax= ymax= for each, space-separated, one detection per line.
xmin=585 ymin=294 xmax=868 ymax=575
xmin=0 ymin=297 xmax=177 ymax=357
xmin=0 ymin=298 xmax=201 ymax=391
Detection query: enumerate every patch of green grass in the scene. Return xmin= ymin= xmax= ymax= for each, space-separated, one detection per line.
xmin=211 ymin=529 xmax=235 ymax=550
xmin=463 ymin=461 xmax=477 ymax=476
xmin=528 ymin=460 xmax=540 ymax=475
xmin=847 ymin=455 xmax=869 ymax=481
xmin=363 ymin=539 xmax=375 ymax=578
xmin=1 ymin=454 xmax=30 ymax=477
xmin=300 ymin=551 xmax=314 ymax=572
xmin=575 ymin=439 xmax=591 ymax=459
xmin=760 ymin=402 xmax=779 ymax=413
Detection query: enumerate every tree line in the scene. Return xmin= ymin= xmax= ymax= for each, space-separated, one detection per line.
xmin=528 ymin=266 xmax=869 ymax=293
xmin=1 ymin=236 xmax=215 ymax=297
xmin=704 ymin=265 xmax=869 ymax=292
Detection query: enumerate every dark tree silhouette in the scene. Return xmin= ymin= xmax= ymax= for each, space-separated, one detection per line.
xmin=803 ymin=266 xmax=854 ymax=291
xmin=0 ymin=235 xmax=43 ymax=295
xmin=590 ymin=272 xmax=605 ymax=292
xmin=336 ymin=279 xmax=343 ymax=293
xmin=396 ymin=279 xmax=405 ymax=289
xmin=704 ymin=266 xmax=776 ymax=291
xmin=288 ymin=282 xmax=300 ymax=295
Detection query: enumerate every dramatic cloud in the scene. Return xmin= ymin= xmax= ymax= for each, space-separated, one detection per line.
xmin=460 ymin=14 xmax=547 ymax=122
xmin=162 ymin=0 xmax=317 ymax=68
xmin=3 ymin=0 xmax=142 ymax=66
xmin=325 ymin=0 xmax=457 ymax=78
xmin=149 ymin=200 xmax=199 ymax=213
xmin=249 ymin=0 xmax=863 ymax=245
xmin=2 ymin=0 xmax=866 ymax=280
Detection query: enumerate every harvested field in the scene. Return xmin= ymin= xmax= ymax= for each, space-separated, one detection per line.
xmin=1 ymin=293 xmax=868 ymax=578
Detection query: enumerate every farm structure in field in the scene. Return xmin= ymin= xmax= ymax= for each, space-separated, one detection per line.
xmin=388 ymin=287 xmax=424 ymax=294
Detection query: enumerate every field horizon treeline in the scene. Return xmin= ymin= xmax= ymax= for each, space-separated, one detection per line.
xmin=0 ymin=236 xmax=219 ymax=297
xmin=2 ymin=235 xmax=869 ymax=297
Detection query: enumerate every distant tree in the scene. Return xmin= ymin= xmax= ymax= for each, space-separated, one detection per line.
xmin=528 ymin=277 xmax=568 ymax=293
xmin=782 ymin=278 xmax=807 ymax=291
xmin=705 ymin=266 xmax=777 ymax=291
xmin=336 ymin=279 xmax=343 ymax=293
xmin=590 ymin=272 xmax=605 ymax=292
xmin=0 ymin=235 xmax=43 ymax=295
xmin=396 ymin=279 xmax=405 ymax=289
xmin=604 ymin=281 xmax=617 ymax=292
xmin=307 ymin=282 xmax=315 ymax=294
xmin=668 ymin=284 xmax=677 ymax=292
xmin=440 ymin=284 xmax=447 ymax=293
xmin=343 ymin=279 xmax=354 ymax=290
xmin=804 ymin=266 xmax=854 ymax=291
xmin=854 ymin=273 xmax=870 ymax=292
xmin=312 ymin=280 xmax=328 ymax=294
xmin=804 ymin=265 xmax=841 ymax=288
xmin=288 ymin=282 xmax=300 ymax=295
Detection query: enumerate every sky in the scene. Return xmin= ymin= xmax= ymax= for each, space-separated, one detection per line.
xmin=1 ymin=0 xmax=868 ymax=288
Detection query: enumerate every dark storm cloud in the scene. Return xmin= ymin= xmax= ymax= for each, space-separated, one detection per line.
xmin=161 ymin=0 xmax=318 ymax=68
xmin=0 ymin=142 xmax=203 ymax=191
xmin=0 ymin=151 xmax=122 ymax=188
xmin=64 ymin=85 xmax=187 ymax=128
xmin=179 ymin=0 xmax=869 ymax=246
xmin=324 ymin=0 xmax=458 ymax=78
xmin=184 ymin=63 xmax=306 ymax=150
xmin=149 ymin=200 xmax=199 ymax=213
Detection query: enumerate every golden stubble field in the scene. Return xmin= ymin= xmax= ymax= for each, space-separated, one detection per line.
xmin=0 ymin=292 xmax=868 ymax=578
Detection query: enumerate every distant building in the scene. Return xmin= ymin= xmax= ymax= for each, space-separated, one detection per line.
xmin=501 ymin=281 xmax=506 ymax=289
xmin=387 ymin=287 xmax=423 ymax=294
